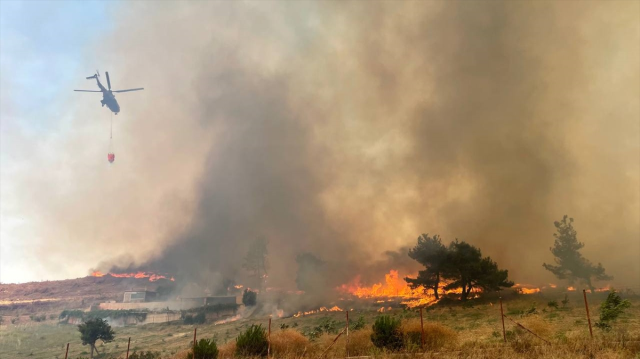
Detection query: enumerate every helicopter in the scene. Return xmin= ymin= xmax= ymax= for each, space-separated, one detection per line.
xmin=74 ymin=70 xmax=143 ymax=114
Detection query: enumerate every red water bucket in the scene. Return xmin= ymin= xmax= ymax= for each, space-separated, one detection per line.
xmin=108 ymin=153 xmax=115 ymax=163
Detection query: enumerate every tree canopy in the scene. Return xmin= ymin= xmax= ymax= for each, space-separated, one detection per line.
xmin=78 ymin=318 xmax=115 ymax=358
xmin=542 ymin=215 xmax=611 ymax=292
xmin=405 ymin=236 xmax=513 ymax=301
xmin=405 ymin=234 xmax=448 ymax=299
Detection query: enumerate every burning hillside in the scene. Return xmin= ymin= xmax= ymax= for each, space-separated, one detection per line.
xmin=334 ymin=269 xmax=614 ymax=309
xmin=90 ymin=271 xmax=175 ymax=282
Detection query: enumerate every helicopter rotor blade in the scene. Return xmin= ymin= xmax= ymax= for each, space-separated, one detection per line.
xmin=112 ymin=88 xmax=144 ymax=93
xmin=106 ymin=72 xmax=112 ymax=91
xmin=74 ymin=90 xmax=102 ymax=92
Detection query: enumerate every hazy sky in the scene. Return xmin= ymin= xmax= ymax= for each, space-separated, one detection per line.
xmin=1 ymin=1 xmax=638 ymax=289
xmin=1 ymin=0 xmax=116 ymax=283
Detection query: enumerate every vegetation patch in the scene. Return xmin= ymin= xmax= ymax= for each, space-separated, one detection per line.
xmin=371 ymin=315 xmax=403 ymax=351
xmin=235 ymin=324 xmax=268 ymax=357
xmin=187 ymin=338 xmax=218 ymax=359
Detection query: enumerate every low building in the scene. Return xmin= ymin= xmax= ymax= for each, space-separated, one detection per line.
xmin=98 ymin=293 xmax=238 ymax=311
xmin=182 ymin=296 xmax=239 ymax=307
xmin=123 ymin=290 xmax=157 ymax=303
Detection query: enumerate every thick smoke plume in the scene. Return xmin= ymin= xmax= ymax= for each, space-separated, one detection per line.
xmin=4 ymin=1 xmax=639 ymax=290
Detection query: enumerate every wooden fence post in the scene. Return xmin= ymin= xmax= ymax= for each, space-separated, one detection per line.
xmin=583 ymin=289 xmax=593 ymax=339
xmin=64 ymin=343 xmax=69 ymax=359
xmin=419 ymin=307 xmax=425 ymax=350
xmin=500 ymin=297 xmax=506 ymax=343
xmin=193 ymin=327 xmax=197 ymax=352
xmin=346 ymin=310 xmax=350 ymax=357
xmin=268 ymin=316 xmax=272 ymax=358
xmin=126 ymin=337 xmax=131 ymax=359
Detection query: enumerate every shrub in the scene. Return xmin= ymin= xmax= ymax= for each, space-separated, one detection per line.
xmin=303 ymin=317 xmax=340 ymax=340
xmin=547 ymin=300 xmax=559 ymax=309
xmin=187 ymin=338 xmax=218 ymax=359
xmin=370 ymin=315 xmax=403 ymax=351
xmin=316 ymin=317 xmax=340 ymax=335
xmin=350 ymin=316 xmax=366 ymax=331
xmin=595 ymin=290 xmax=631 ymax=331
xmin=60 ymin=310 xmax=84 ymax=320
xmin=401 ymin=320 xmax=457 ymax=351
xmin=236 ymin=324 xmax=268 ymax=357
xmin=194 ymin=312 xmax=206 ymax=324
xmin=184 ymin=312 xmax=206 ymax=325
xmin=242 ymin=290 xmax=257 ymax=306
xmin=269 ymin=329 xmax=308 ymax=356
xmin=29 ymin=314 xmax=46 ymax=322
xmin=129 ymin=351 xmax=162 ymax=359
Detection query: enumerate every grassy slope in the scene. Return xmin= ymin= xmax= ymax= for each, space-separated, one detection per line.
xmin=1 ymin=292 xmax=638 ymax=359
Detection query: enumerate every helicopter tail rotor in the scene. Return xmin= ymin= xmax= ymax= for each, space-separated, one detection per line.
xmin=86 ymin=70 xmax=100 ymax=80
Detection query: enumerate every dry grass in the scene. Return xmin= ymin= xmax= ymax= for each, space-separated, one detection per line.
xmin=168 ymin=349 xmax=190 ymax=359
xmin=401 ymin=319 xmax=458 ymax=351
xmin=346 ymin=329 xmax=375 ymax=356
xmin=312 ymin=332 xmax=346 ymax=357
xmin=508 ymin=315 xmax=553 ymax=352
xmin=270 ymin=329 xmax=309 ymax=357
xmin=218 ymin=341 xmax=237 ymax=359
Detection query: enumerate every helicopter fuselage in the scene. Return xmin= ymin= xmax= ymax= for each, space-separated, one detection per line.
xmin=96 ymin=79 xmax=120 ymax=114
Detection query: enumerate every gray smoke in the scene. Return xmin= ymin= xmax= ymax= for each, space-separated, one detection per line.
xmin=6 ymin=1 xmax=639 ymax=290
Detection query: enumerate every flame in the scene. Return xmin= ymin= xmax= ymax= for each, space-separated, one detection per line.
xmin=567 ymin=286 xmax=576 ymax=291
xmin=91 ymin=271 xmax=106 ymax=277
xmin=338 ymin=270 xmax=425 ymax=298
xmin=514 ymin=284 xmax=541 ymax=294
xmin=595 ymin=285 xmax=611 ymax=292
xmin=338 ymin=270 xmax=467 ymax=308
xmin=293 ymin=305 xmax=343 ymax=317
xmin=90 ymin=271 xmax=174 ymax=282
xmin=215 ymin=314 xmax=242 ymax=325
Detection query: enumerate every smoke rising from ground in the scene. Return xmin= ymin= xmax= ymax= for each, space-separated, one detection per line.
xmin=3 ymin=1 xmax=638 ymax=290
